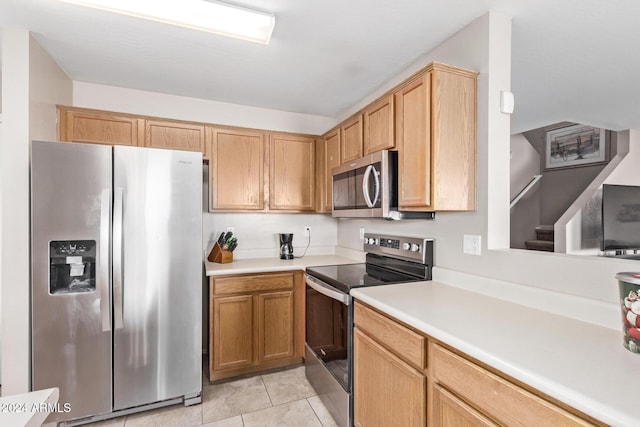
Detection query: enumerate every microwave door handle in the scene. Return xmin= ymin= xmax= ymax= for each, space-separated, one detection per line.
xmin=362 ymin=165 xmax=375 ymax=208
xmin=371 ymin=164 xmax=380 ymax=205
xmin=362 ymin=165 xmax=380 ymax=208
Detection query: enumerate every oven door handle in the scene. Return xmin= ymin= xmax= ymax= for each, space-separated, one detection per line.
xmin=305 ymin=274 xmax=351 ymax=305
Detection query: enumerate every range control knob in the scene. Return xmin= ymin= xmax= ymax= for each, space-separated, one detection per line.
xmin=402 ymin=242 xmax=411 ymax=251
xmin=411 ymin=243 xmax=420 ymax=252
xmin=367 ymin=238 xmax=376 ymax=245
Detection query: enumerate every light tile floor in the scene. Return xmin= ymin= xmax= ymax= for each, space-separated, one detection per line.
xmin=85 ymin=366 xmax=338 ymax=427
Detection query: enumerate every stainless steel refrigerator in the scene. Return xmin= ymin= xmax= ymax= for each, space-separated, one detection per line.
xmin=31 ymin=140 xmax=202 ymax=424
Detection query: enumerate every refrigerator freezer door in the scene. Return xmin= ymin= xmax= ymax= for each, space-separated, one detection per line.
xmin=31 ymin=141 xmax=113 ymax=422
xmin=113 ymin=146 xmax=202 ymax=410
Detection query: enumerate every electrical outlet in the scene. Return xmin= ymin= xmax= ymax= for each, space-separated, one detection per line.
xmin=463 ymin=234 xmax=482 ymax=256
xmin=304 ymin=226 xmax=311 ymax=237
xmin=359 ymin=227 xmax=365 ymax=239
xmin=226 ymin=226 xmax=234 ymax=233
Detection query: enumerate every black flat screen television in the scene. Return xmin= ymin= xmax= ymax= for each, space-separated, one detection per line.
xmin=602 ymin=184 xmax=640 ymax=251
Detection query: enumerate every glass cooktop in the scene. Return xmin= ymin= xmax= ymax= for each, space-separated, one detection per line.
xmin=305 ymin=262 xmax=423 ymax=294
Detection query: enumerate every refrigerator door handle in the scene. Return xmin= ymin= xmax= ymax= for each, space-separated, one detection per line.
xmin=99 ymin=189 xmax=112 ymax=332
xmin=113 ymin=187 xmax=124 ymax=330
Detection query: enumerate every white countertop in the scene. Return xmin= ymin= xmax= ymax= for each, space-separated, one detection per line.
xmin=351 ymin=281 xmax=638 ymax=427
xmin=0 ymin=387 xmax=59 ymax=426
xmin=205 ymin=255 xmax=360 ymax=276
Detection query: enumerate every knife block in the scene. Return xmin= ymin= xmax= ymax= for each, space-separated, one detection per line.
xmin=208 ymin=242 xmax=233 ymax=264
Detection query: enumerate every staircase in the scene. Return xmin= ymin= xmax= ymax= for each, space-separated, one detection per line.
xmin=525 ymin=225 xmax=554 ymax=252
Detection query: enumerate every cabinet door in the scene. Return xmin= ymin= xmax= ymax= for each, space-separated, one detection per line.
xmin=314 ymin=139 xmax=326 ymax=212
xmin=256 ymin=291 xmax=295 ymax=363
xmin=145 ymin=119 xmax=205 ymax=154
xmin=340 ymin=114 xmax=363 ymax=163
xmin=324 ymin=128 xmax=341 ymax=211
xmin=212 ymin=295 xmax=253 ymax=371
xmin=269 ymin=134 xmax=315 ymax=211
xmin=432 ymin=384 xmax=497 ymax=427
xmin=364 ymin=94 xmax=395 ymax=154
xmin=431 ymin=344 xmax=593 ymax=427
xmin=209 ymin=127 xmax=265 ymax=210
xmin=354 ymin=328 xmax=426 ymax=427
xmin=395 ymin=73 xmax=432 ymax=209
xmin=60 ymin=108 xmax=141 ymax=146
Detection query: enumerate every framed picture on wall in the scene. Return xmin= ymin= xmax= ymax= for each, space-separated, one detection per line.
xmin=545 ymin=124 xmax=606 ymax=170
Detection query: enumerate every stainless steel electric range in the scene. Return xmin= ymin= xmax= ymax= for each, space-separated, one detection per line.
xmin=304 ymin=233 xmax=434 ymax=427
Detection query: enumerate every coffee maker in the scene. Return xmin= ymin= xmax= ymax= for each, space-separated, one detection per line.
xmin=279 ymin=233 xmax=294 ymax=260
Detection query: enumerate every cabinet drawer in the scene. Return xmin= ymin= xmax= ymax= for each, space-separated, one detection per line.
xmin=354 ymin=303 xmax=426 ymax=369
xmin=431 ymin=344 xmax=593 ymax=427
xmin=213 ymin=272 xmax=294 ymax=295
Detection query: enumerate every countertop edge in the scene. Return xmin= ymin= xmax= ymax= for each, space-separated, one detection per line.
xmin=204 ymin=255 xmax=361 ymax=277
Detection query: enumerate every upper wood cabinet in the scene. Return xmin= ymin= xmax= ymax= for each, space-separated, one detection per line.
xmin=363 ymin=94 xmax=395 ymax=154
xmin=208 ymin=127 xmax=266 ymax=211
xmin=269 ymin=133 xmax=315 ymax=211
xmin=145 ymin=119 xmax=205 ymax=154
xmin=58 ymin=106 xmax=142 ymax=147
xmin=395 ymin=64 xmax=478 ymax=211
xmin=322 ymin=128 xmax=341 ymax=212
xmin=340 ymin=114 xmax=363 ymax=164
xmin=396 ymin=73 xmax=432 ymax=208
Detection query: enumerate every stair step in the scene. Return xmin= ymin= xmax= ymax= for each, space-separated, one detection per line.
xmin=525 ymin=239 xmax=554 ymax=252
xmin=534 ymin=225 xmax=554 ymax=242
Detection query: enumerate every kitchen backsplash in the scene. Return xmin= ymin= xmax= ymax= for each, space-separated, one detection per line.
xmin=203 ymin=212 xmax=338 ymax=259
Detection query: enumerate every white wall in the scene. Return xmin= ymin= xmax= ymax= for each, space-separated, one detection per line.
xmin=335 ymin=12 xmax=640 ymax=323
xmin=1 ymin=29 xmax=73 ymax=394
xmin=73 ymin=81 xmax=337 ymax=135
xmin=1 ymin=27 xmax=31 ymax=395
xmin=203 ymin=213 xmax=337 ymax=259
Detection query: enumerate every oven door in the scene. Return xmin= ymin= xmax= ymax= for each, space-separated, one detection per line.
xmin=305 ymin=274 xmax=351 ymax=427
xmin=305 ymin=275 xmax=350 ymax=391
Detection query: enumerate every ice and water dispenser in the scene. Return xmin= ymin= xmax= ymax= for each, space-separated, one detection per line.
xmin=49 ymin=240 xmax=96 ymax=294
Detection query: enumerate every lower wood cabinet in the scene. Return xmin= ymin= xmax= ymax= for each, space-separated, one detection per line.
xmin=353 ymin=302 xmax=601 ymax=427
xmin=354 ymin=328 xmax=426 ymax=427
xmin=432 ymin=384 xmax=496 ymax=427
xmin=209 ymin=271 xmax=304 ymax=381
xmin=430 ymin=344 xmax=596 ymax=427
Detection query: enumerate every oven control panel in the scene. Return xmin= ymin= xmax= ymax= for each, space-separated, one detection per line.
xmin=364 ymin=233 xmax=434 ymax=265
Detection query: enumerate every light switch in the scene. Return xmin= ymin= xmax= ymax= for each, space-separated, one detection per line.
xmin=463 ymin=234 xmax=482 ymax=256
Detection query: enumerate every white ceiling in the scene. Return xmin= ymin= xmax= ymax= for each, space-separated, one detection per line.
xmin=1 ymin=0 xmax=640 ymax=134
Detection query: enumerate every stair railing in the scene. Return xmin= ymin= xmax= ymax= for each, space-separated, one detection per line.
xmin=510 ymin=174 xmax=542 ymax=209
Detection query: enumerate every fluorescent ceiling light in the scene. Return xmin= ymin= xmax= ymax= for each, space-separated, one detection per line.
xmin=57 ymin=0 xmax=275 ymax=44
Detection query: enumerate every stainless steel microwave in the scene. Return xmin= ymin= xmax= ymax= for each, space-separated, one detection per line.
xmin=331 ymin=150 xmax=435 ymax=220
